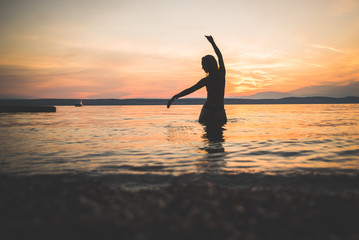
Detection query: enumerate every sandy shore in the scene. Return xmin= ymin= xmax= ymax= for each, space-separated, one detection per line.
xmin=1 ymin=173 xmax=358 ymax=240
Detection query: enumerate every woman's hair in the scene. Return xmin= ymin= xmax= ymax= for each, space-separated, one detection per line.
xmin=202 ymin=55 xmax=218 ymax=75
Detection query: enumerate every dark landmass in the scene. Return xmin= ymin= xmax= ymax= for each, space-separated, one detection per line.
xmin=244 ymin=81 xmax=359 ymax=99
xmin=0 ymin=105 xmax=56 ymax=113
xmin=1 ymin=173 xmax=358 ymax=240
xmin=1 ymin=96 xmax=359 ymax=106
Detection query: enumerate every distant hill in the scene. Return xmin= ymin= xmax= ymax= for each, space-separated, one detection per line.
xmin=242 ymin=91 xmax=293 ymax=99
xmin=1 ymin=97 xmax=359 ymax=106
xmin=243 ymin=82 xmax=359 ymax=99
xmin=225 ymin=96 xmax=359 ymax=104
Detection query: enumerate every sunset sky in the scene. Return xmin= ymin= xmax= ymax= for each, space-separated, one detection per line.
xmin=0 ymin=0 xmax=358 ymax=99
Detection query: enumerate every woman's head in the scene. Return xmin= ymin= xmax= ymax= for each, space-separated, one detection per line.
xmin=202 ymin=55 xmax=218 ymax=75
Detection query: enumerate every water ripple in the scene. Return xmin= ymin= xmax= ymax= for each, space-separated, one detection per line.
xmin=1 ymin=105 xmax=359 ymax=176
xmin=336 ymin=149 xmax=359 ymax=156
xmin=244 ymin=150 xmax=313 ymax=157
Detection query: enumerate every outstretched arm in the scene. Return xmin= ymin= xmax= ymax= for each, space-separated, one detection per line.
xmin=205 ymin=35 xmax=225 ymax=73
xmin=167 ymin=79 xmax=206 ymax=108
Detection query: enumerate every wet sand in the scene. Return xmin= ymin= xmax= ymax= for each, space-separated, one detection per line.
xmin=1 ymin=173 xmax=358 ymax=240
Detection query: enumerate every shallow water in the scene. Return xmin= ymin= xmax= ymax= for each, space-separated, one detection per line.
xmin=1 ymin=104 xmax=358 ymax=176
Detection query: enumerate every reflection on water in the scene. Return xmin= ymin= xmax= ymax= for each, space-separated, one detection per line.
xmin=198 ymin=124 xmax=227 ymax=173
xmin=0 ymin=104 xmax=359 ymax=176
xmin=202 ymin=124 xmax=226 ymax=150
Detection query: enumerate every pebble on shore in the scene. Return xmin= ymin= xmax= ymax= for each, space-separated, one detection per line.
xmin=0 ymin=174 xmax=358 ymax=240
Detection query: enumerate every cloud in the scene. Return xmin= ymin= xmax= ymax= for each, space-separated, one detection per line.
xmin=329 ymin=0 xmax=359 ymax=16
xmin=0 ymin=42 xmax=203 ymax=99
xmin=225 ymin=42 xmax=359 ymax=96
xmin=1 ymin=0 xmax=359 ymax=98
xmin=306 ymin=44 xmax=343 ymax=53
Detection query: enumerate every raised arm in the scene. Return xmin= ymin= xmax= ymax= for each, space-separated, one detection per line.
xmin=167 ymin=78 xmax=207 ymax=108
xmin=205 ymin=35 xmax=225 ymax=73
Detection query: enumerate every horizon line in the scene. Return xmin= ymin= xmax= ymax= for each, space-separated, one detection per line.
xmin=1 ymin=96 xmax=359 ymax=100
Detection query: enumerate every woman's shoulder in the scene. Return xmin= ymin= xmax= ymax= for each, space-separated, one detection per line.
xmin=195 ymin=77 xmax=209 ymax=87
xmin=213 ymin=70 xmax=225 ymax=79
xmin=200 ymin=76 xmax=210 ymax=82
xmin=218 ymin=66 xmax=226 ymax=76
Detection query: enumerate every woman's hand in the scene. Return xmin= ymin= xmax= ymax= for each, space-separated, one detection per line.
xmin=205 ymin=35 xmax=214 ymax=43
xmin=167 ymin=96 xmax=176 ymax=108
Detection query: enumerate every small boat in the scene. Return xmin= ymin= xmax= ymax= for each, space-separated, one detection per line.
xmin=75 ymin=100 xmax=83 ymax=107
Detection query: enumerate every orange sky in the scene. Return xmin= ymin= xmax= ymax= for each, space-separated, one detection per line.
xmin=0 ymin=0 xmax=358 ymax=99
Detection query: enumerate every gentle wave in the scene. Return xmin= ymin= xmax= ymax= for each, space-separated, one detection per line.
xmin=1 ymin=104 xmax=358 ymax=176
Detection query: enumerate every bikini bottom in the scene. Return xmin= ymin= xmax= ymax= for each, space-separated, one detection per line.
xmin=199 ymin=105 xmax=227 ymax=125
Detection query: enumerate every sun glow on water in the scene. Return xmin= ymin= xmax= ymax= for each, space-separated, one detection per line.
xmin=1 ymin=104 xmax=358 ymax=176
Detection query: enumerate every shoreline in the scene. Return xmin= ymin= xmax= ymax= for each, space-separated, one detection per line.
xmin=1 ymin=96 xmax=359 ymax=106
xmin=1 ymin=173 xmax=358 ymax=240
xmin=0 ymin=105 xmax=56 ymax=113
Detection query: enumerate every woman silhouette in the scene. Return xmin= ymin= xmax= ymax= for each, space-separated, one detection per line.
xmin=167 ymin=35 xmax=227 ymax=125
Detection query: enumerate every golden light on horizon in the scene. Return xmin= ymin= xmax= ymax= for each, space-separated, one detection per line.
xmin=0 ymin=0 xmax=358 ymax=99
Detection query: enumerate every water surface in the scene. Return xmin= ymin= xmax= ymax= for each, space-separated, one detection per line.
xmin=1 ymin=104 xmax=358 ymax=176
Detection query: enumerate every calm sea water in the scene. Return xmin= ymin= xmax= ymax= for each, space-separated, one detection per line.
xmin=1 ymin=104 xmax=358 ymax=176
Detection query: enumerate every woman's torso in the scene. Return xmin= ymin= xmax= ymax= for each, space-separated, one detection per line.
xmin=204 ymin=71 xmax=225 ymax=108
